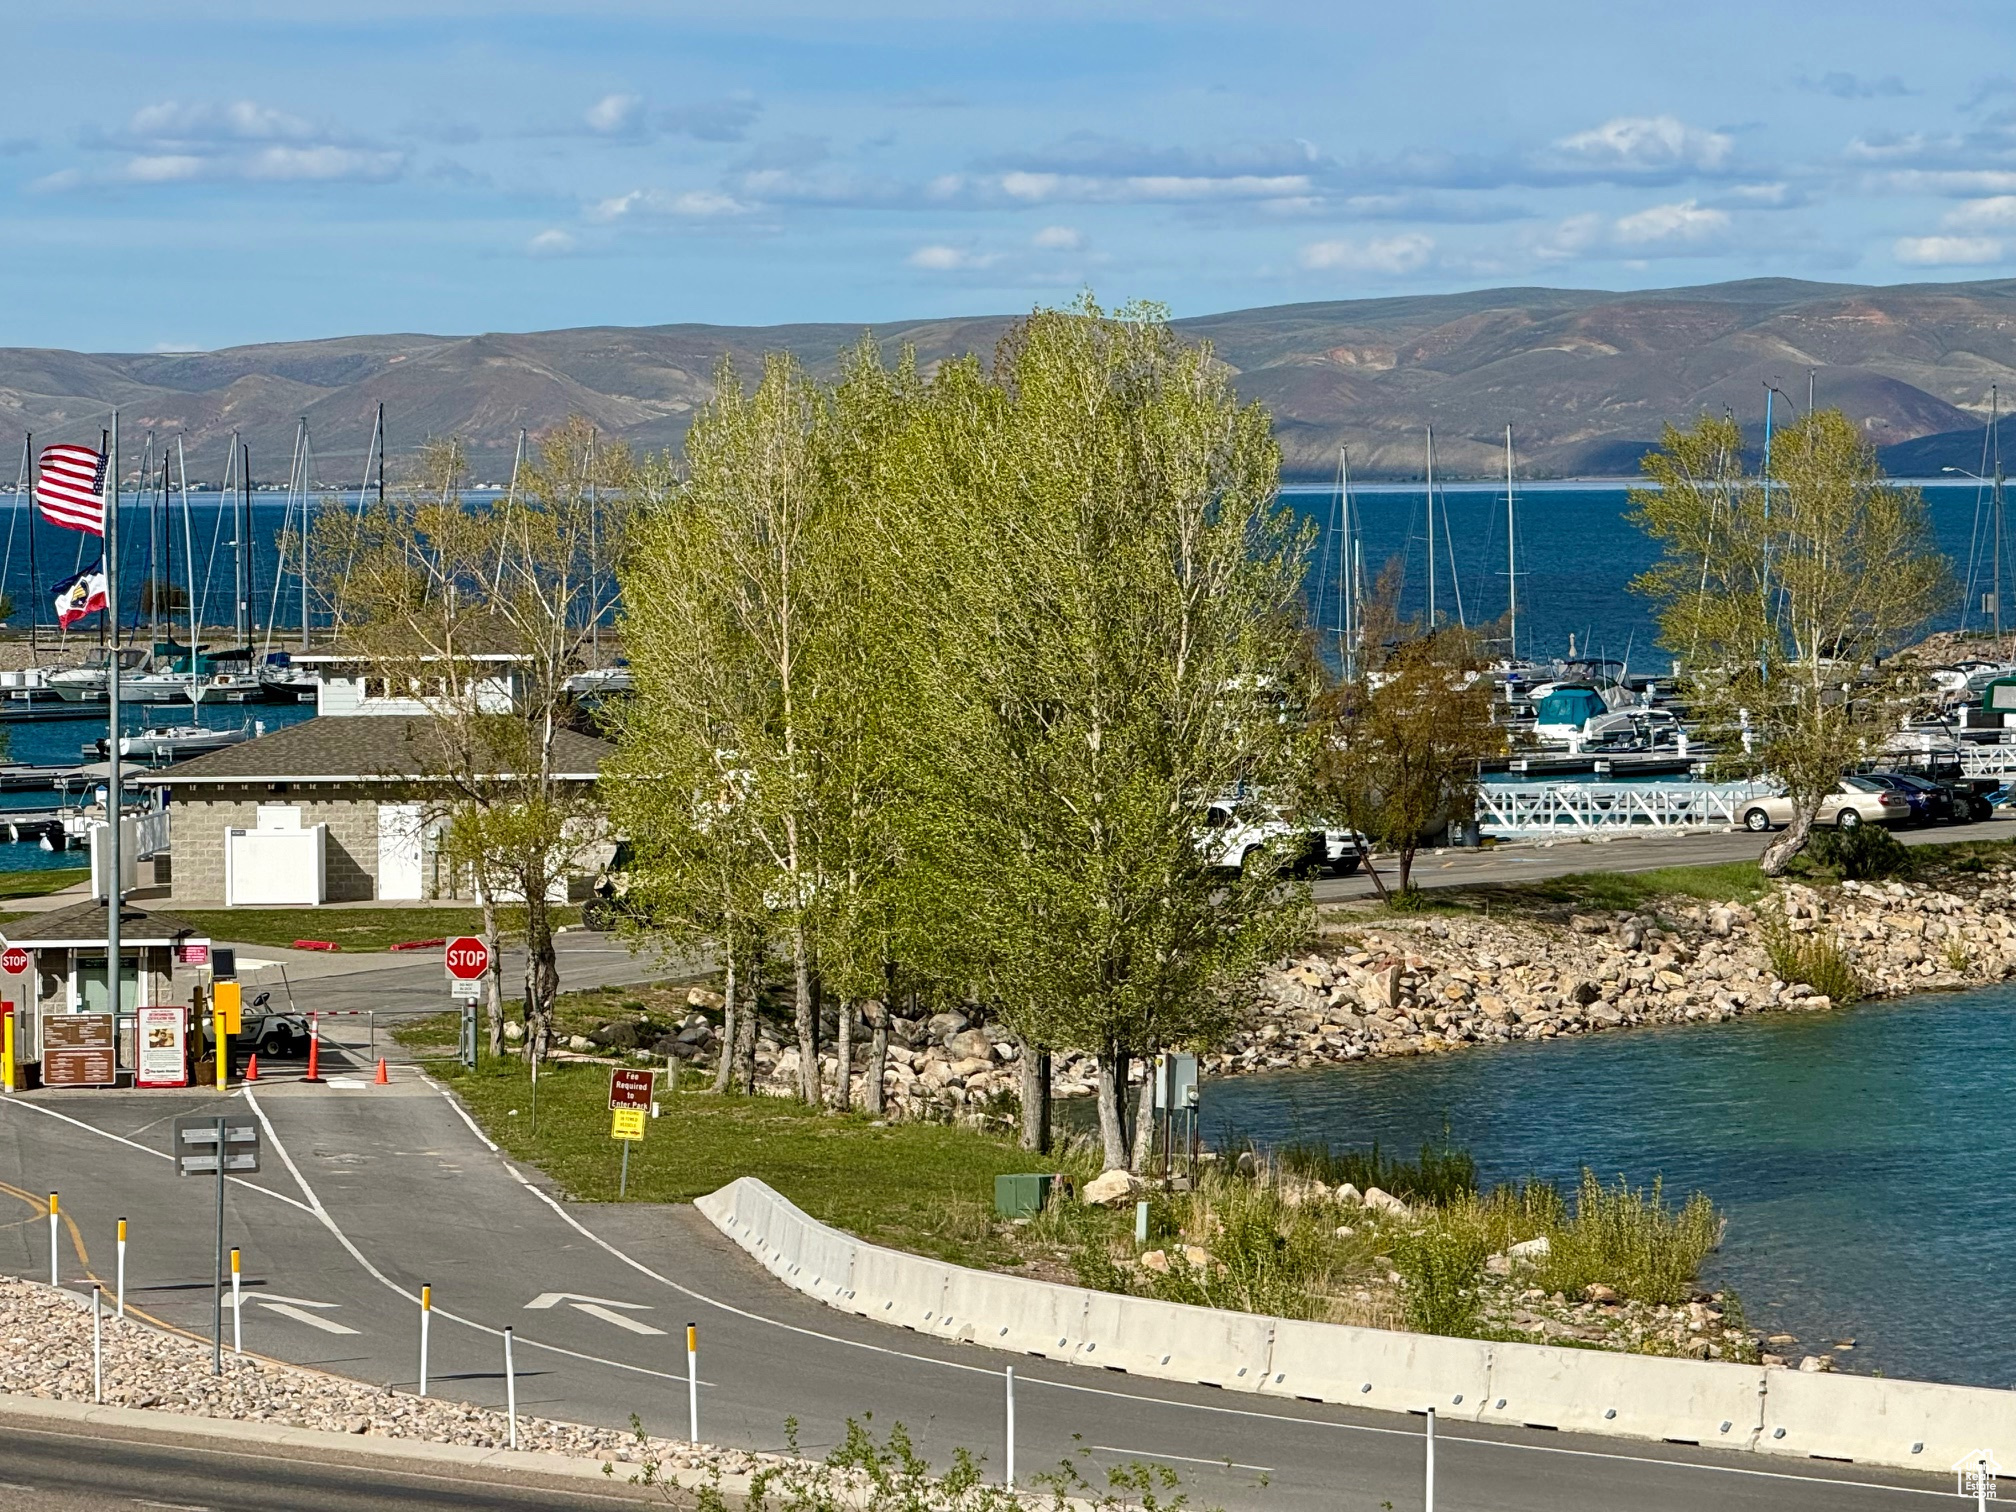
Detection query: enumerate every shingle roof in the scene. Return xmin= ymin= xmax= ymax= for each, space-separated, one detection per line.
xmin=13 ymin=899 xmax=205 ymax=946
xmin=151 ymin=715 xmax=611 ymax=784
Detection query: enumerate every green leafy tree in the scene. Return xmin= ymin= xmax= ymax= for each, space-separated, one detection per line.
xmin=1631 ymin=411 xmax=1951 ymax=874
xmin=1312 ymin=569 xmax=1508 ymax=899
xmin=879 ymin=299 xmax=1315 ymax=1165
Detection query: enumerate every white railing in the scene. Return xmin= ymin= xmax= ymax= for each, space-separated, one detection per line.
xmin=1477 ymin=782 xmax=1768 ymax=836
xmin=1959 ymin=745 xmax=2016 ymax=779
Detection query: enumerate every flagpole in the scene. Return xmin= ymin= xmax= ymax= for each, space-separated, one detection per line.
xmin=107 ymin=412 xmax=121 ymax=1021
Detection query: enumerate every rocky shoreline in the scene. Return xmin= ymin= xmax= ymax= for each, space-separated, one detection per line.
xmin=544 ymin=856 xmax=2016 ymax=1121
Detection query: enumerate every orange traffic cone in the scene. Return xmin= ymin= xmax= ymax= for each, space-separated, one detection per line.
xmin=245 ymin=1053 xmax=260 ymax=1082
xmin=374 ymin=1058 xmax=389 ymax=1085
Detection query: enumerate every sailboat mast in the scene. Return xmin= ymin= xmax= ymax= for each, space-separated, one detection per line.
xmin=298 ymin=419 xmax=311 ymax=652
xmin=1995 ymin=383 xmax=2006 ymax=648
xmin=22 ymin=433 xmax=37 ymax=662
xmin=1425 ymin=426 xmax=1436 ymax=629
xmin=177 ymin=440 xmax=197 ymax=660
xmin=1504 ymin=424 xmax=1518 ymax=660
xmin=1340 ymin=447 xmax=1356 ymax=680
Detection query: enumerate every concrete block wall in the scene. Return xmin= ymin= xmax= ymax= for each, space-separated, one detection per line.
xmin=168 ymin=786 xmax=382 ymax=903
xmin=696 ymin=1176 xmax=2010 ymax=1477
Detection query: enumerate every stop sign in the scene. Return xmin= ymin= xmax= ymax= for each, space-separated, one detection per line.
xmin=0 ymin=946 xmax=26 ymax=975
xmin=444 ymin=936 xmax=490 ymax=980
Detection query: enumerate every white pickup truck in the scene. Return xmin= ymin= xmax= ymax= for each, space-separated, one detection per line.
xmin=1200 ymin=804 xmax=1360 ymax=877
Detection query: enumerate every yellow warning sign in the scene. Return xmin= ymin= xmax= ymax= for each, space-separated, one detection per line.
xmin=610 ymin=1106 xmax=647 ymax=1142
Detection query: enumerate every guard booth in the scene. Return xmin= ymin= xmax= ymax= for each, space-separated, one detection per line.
xmin=2 ymin=900 xmax=212 ymax=1090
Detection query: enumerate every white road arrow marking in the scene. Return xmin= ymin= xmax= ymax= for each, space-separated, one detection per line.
xmin=525 ymin=1292 xmax=666 ymax=1335
xmin=234 ymin=1293 xmax=362 ymax=1335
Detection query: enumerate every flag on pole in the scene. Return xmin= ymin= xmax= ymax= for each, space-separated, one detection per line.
xmin=52 ymin=561 xmax=108 ymax=629
xmin=34 ymin=443 xmax=108 ymax=535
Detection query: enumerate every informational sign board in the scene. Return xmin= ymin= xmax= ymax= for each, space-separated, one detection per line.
xmin=136 ymin=1006 xmax=189 ymax=1088
xmin=0 ymin=945 xmax=27 ymax=975
xmin=211 ymin=947 xmax=236 ymax=981
xmin=445 ymin=937 xmax=490 ymax=981
xmin=171 ymin=1112 xmax=262 ymax=1175
xmin=178 ymin=944 xmax=209 ymax=968
xmin=610 ymin=1067 xmax=654 ymax=1109
xmin=42 ymin=1014 xmax=116 ymax=1087
xmin=610 ymin=1106 xmax=647 ymax=1141
xmin=214 ymin=980 xmax=243 ymax=1035
xmin=450 ymin=977 xmax=482 ymax=1000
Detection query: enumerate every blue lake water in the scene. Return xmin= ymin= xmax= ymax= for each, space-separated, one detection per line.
xmin=1204 ymin=984 xmax=2016 ymax=1388
xmin=1283 ymin=479 xmax=2007 ymax=665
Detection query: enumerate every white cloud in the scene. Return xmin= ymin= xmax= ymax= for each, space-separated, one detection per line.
xmin=589 ymin=187 xmax=753 ymax=222
xmin=991 ymin=169 xmax=1311 ymax=205
xmin=1613 ymin=199 xmax=1730 ymax=245
xmin=1553 ymin=115 xmax=1734 ymax=174
xmin=1032 ymin=224 xmax=1083 ymax=250
xmin=585 ymin=93 xmax=644 ymax=135
xmin=527 ymin=229 xmax=577 ymax=257
xmin=1944 ymin=196 xmax=2016 ymax=230
xmin=118 ymin=99 xmax=319 ymax=147
xmin=1893 ymin=234 xmax=2005 ymax=265
xmin=907 ymin=243 xmax=996 ymax=270
xmin=1868 ymin=169 xmax=2016 ymax=196
xmin=1299 ymin=232 xmax=1435 ymax=274
xmin=242 ymin=146 xmax=402 ymax=182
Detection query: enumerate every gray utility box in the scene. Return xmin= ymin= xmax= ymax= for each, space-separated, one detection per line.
xmin=994 ymin=1173 xmax=1055 ymax=1218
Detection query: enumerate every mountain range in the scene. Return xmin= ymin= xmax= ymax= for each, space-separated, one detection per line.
xmin=4 ymin=276 xmax=2014 ymax=485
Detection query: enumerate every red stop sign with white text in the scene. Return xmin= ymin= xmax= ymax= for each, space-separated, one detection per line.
xmin=445 ymin=936 xmax=490 ymax=980
xmin=1 ymin=946 xmax=28 ymax=975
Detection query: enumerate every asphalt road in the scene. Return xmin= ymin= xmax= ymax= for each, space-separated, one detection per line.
xmin=0 ymin=1414 xmax=669 ymax=1510
xmin=0 ymin=1076 xmax=1957 ymax=1512
xmin=1313 ymin=812 xmax=2016 ymax=905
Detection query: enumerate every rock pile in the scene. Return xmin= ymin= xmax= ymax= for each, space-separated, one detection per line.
xmin=0 ymin=1277 xmax=766 ymax=1475
xmin=560 ymin=863 xmax=2016 ymax=1115
xmin=1223 ymin=865 xmax=2016 ymax=1077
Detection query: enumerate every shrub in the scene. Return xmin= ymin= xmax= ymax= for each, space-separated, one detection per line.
xmin=1804 ymin=823 xmax=1915 ymax=881
xmin=1757 ymin=907 xmax=1864 ymax=1004
xmin=1532 ymin=1171 xmax=1723 ymax=1305
xmin=1280 ymin=1135 xmax=1478 ymax=1206
xmin=1390 ymin=1215 xmax=1490 ymax=1335
xmin=1136 ymin=1180 xmax=1329 ymax=1320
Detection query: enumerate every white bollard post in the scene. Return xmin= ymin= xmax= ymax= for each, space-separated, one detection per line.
xmin=1133 ymin=1200 xmax=1148 ymax=1245
xmin=1979 ymin=1454 xmax=1991 ymax=1512
xmin=1004 ymin=1366 xmax=1016 ymax=1486
xmin=686 ymin=1322 xmax=699 ymax=1444
xmin=419 ymin=1284 xmax=432 ymax=1396
xmin=1425 ymin=1405 xmax=1436 ymax=1512
xmin=47 ymin=1191 xmax=58 ymax=1286
xmin=504 ymin=1327 xmax=518 ymax=1450
xmin=92 ymin=1286 xmax=102 ymax=1404
xmin=116 ymin=1218 xmax=127 ymax=1318
xmin=230 ymin=1247 xmax=242 ymax=1355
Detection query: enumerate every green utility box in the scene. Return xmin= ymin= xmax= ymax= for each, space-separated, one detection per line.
xmin=994 ymin=1173 xmax=1055 ymax=1218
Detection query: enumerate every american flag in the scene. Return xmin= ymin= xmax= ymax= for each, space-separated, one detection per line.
xmin=34 ymin=443 xmax=108 ymax=535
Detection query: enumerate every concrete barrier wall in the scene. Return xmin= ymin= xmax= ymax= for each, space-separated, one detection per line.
xmin=697 ymin=1178 xmax=2008 ymax=1474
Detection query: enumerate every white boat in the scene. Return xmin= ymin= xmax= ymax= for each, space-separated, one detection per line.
xmin=122 ymin=669 xmax=200 ymax=704
xmin=187 ymin=670 xmax=265 ymax=704
xmin=103 ymin=723 xmax=254 ymax=763
xmin=48 ymin=648 xmax=148 ymax=702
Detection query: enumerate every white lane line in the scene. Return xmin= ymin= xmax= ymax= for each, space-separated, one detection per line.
xmin=258 ymin=1302 xmax=361 ymax=1336
xmin=0 ymin=1096 xmax=313 ymax=1213
xmin=420 ymin=1078 xmax=1952 ymax=1504
xmin=1091 ymin=1445 xmax=1273 ymax=1472
xmin=240 ymin=1087 xmax=697 ymax=1386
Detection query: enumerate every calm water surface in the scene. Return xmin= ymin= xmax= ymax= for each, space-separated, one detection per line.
xmin=1203 ymin=985 xmax=2016 ymax=1388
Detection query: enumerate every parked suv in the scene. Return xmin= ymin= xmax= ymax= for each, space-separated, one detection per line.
xmin=1739 ymin=776 xmax=1909 ymax=832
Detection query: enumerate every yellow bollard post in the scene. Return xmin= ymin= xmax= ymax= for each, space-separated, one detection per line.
xmin=214 ymin=1005 xmax=228 ymax=1091
xmin=2 ymin=1008 xmax=14 ymax=1094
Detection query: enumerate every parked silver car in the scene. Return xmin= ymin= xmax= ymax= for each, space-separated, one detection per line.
xmin=1739 ymin=776 xmax=1908 ymax=832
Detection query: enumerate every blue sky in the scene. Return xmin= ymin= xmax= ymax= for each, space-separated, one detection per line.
xmin=8 ymin=0 xmax=2016 ymax=351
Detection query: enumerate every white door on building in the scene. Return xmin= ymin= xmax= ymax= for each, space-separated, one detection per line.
xmin=377 ymin=803 xmax=425 ymax=901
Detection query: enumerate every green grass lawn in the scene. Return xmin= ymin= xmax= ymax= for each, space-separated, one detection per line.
xmin=173 ymin=905 xmax=580 ymax=953
xmin=0 ymin=868 xmax=86 ymax=899
xmin=434 ymin=1057 xmax=1072 ymax=1268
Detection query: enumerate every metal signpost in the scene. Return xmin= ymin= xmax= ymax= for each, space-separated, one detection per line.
xmin=1958 ymin=1451 xmax=2003 ymax=1509
xmin=1 ymin=942 xmax=22 ymax=1094
xmin=610 ymin=1067 xmax=651 ymax=1197
xmin=172 ymin=1113 xmax=261 ymax=1374
xmin=446 ymin=936 xmax=488 ymax=1070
